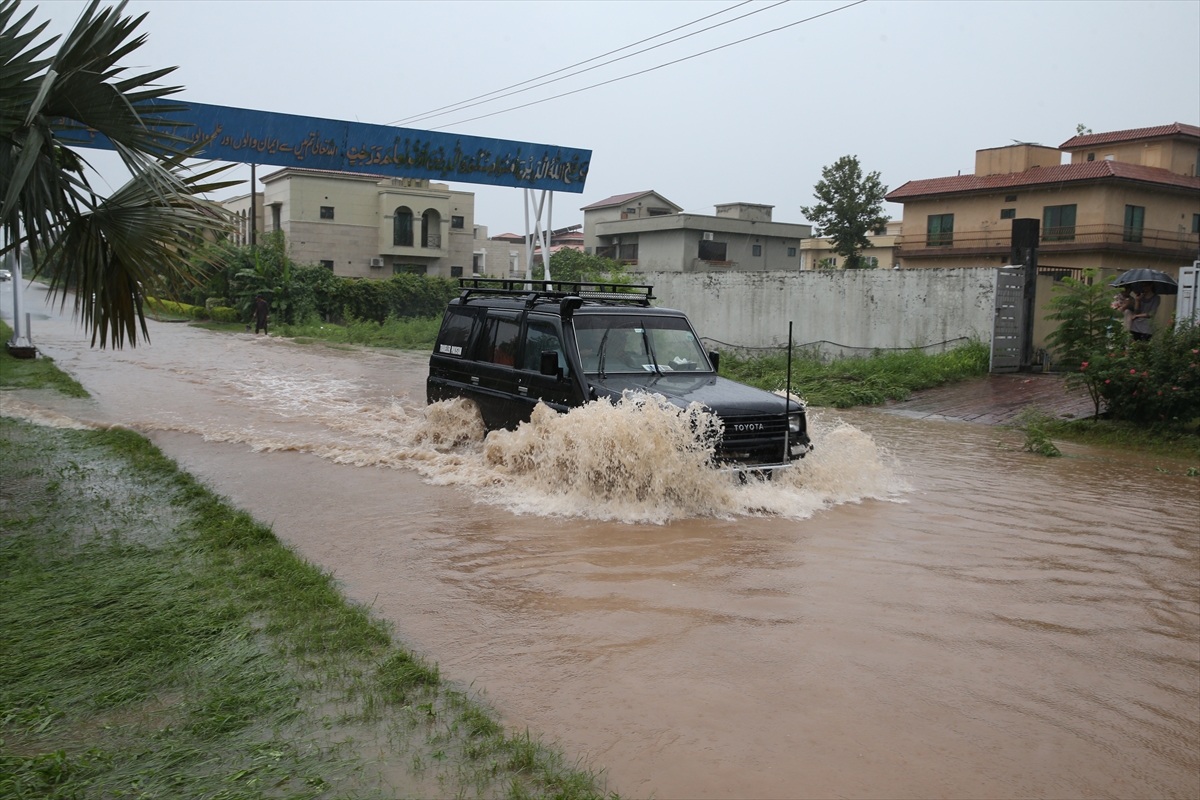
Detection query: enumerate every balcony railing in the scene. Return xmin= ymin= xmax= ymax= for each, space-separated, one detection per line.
xmin=423 ymin=233 xmax=442 ymax=249
xmin=898 ymin=224 xmax=1199 ymax=256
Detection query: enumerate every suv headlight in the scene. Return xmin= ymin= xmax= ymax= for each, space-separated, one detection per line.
xmin=787 ymin=413 xmax=801 ymax=434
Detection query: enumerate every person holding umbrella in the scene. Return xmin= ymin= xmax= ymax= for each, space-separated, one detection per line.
xmin=1129 ymin=282 xmax=1159 ymax=342
xmin=1110 ymin=268 xmax=1178 ymax=342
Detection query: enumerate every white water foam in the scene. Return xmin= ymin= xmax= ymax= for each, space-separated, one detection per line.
xmin=5 ymin=368 xmax=905 ymax=523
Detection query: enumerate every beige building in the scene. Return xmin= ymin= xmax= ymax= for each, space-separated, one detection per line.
xmin=885 ymin=123 xmax=1200 ymax=277
xmin=470 ymin=224 xmax=526 ymax=277
xmin=582 ymin=192 xmax=811 ymax=272
xmin=224 ymin=168 xmax=480 ymax=278
xmin=219 ymin=191 xmax=264 ymax=246
xmin=797 ymin=219 xmax=902 ymax=270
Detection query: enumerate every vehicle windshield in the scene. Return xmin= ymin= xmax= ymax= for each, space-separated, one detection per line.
xmin=574 ymin=315 xmax=711 ymax=374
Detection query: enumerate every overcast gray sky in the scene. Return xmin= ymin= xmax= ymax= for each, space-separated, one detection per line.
xmin=37 ymin=0 xmax=1200 ymax=236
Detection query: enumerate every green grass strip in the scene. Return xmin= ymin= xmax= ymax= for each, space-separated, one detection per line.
xmin=719 ymin=340 xmax=991 ymax=408
xmin=0 ymin=419 xmax=616 ymax=798
xmin=0 ymin=320 xmax=88 ymax=398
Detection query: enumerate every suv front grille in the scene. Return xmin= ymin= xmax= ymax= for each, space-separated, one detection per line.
xmin=719 ymin=414 xmax=787 ymax=444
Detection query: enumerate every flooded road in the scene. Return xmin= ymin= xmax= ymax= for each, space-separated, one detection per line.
xmin=4 ymin=281 xmax=1198 ymax=799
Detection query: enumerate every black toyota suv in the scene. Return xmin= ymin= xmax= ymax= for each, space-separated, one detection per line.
xmin=427 ymin=279 xmax=809 ymax=471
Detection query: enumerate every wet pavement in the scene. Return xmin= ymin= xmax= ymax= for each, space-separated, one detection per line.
xmin=884 ymin=372 xmax=1097 ymax=424
xmin=3 ymin=280 xmax=1198 ymax=799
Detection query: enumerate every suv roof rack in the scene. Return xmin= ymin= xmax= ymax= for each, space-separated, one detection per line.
xmin=457 ymin=278 xmax=654 ymax=307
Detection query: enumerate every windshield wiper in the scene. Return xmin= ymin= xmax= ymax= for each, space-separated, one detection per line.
xmin=597 ymin=327 xmax=612 ymax=379
xmin=639 ymin=320 xmax=662 ymax=376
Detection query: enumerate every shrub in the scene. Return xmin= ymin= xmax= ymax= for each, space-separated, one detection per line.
xmin=1044 ymin=269 xmax=1123 ymax=369
xmin=209 ymin=306 xmax=240 ymax=323
xmin=145 ymin=297 xmax=207 ymax=319
xmin=1083 ymin=322 xmax=1200 ymax=427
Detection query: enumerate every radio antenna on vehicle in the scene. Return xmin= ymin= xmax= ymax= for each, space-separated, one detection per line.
xmin=786 ymin=320 xmax=794 ymax=449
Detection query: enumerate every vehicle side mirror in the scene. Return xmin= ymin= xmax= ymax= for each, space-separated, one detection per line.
xmin=708 ymin=351 xmax=720 ymax=373
xmin=540 ymin=350 xmax=563 ymax=380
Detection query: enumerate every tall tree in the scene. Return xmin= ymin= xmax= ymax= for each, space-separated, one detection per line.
xmin=1 ymin=0 xmax=232 ymax=347
xmin=799 ymin=155 xmax=889 ymax=269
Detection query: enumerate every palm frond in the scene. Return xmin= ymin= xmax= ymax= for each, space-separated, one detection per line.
xmin=2 ymin=0 xmax=237 ymax=347
xmin=46 ymin=154 xmax=236 ymax=348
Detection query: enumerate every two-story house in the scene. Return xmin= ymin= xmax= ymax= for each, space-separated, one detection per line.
xmin=222 ymin=167 xmax=478 ymax=278
xmin=582 ymin=191 xmax=811 ymax=272
xmin=885 ymin=123 xmax=1200 ymax=277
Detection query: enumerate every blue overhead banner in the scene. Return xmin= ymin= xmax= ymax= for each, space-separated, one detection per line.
xmin=58 ymin=100 xmax=592 ymax=193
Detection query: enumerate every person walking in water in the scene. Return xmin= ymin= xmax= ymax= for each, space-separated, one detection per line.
xmin=254 ymin=295 xmax=270 ymax=335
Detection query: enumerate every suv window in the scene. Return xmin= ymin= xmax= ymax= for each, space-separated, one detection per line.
xmin=479 ymin=312 xmax=520 ymax=366
xmin=436 ymin=308 xmax=477 ymax=357
xmin=522 ymin=318 xmax=570 ymax=377
xmin=575 ymin=314 xmax=711 ymax=373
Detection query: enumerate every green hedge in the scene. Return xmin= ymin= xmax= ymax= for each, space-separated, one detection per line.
xmin=145 ymin=298 xmax=209 ymax=320
xmin=326 ymin=273 xmax=458 ymax=324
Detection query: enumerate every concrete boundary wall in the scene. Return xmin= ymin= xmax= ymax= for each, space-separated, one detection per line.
xmin=644 ymin=268 xmax=997 ymax=352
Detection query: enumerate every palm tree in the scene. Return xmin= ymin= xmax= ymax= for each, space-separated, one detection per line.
xmin=1 ymin=0 xmax=232 ymax=347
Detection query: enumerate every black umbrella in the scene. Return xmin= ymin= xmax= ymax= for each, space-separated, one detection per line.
xmin=1109 ymin=268 xmax=1178 ymax=295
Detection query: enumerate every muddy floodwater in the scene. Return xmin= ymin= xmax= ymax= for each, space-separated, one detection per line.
xmin=4 ymin=282 xmax=1198 ymax=799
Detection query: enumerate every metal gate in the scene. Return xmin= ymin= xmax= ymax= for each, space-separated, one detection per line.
xmin=991 ymin=266 xmax=1025 ymax=372
xmin=1177 ymin=262 xmax=1199 ymax=328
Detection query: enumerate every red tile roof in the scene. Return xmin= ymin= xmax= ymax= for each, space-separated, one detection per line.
xmin=1060 ymin=122 xmax=1200 ymax=149
xmin=580 ymin=190 xmax=680 ymax=211
xmin=885 ymin=160 xmax=1200 ymax=201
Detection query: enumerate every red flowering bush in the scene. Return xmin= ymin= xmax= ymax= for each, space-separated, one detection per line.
xmin=1084 ymin=322 xmax=1200 ymax=426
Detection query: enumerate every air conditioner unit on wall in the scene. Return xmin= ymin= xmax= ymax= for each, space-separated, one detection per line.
xmin=370 ymin=257 xmax=384 ymax=268
xmin=703 ymin=232 xmax=714 ymax=241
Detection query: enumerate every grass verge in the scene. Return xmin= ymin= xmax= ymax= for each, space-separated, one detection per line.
xmin=1044 ymin=418 xmax=1200 ymax=464
xmin=719 ymin=340 xmax=990 ymax=408
xmin=0 ymin=419 xmax=616 ymax=798
xmin=0 ymin=320 xmax=88 ymax=398
xmin=215 ymin=316 xmax=440 ymax=351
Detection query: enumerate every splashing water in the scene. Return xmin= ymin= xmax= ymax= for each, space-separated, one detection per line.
xmin=8 ymin=366 xmax=905 ymax=523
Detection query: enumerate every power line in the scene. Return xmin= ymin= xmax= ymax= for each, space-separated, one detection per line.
xmin=389 ymin=1 xmax=756 ymax=126
xmin=428 ymin=0 xmax=867 ymax=132
xmin=390 ymin=0 xmax=785 ymax=128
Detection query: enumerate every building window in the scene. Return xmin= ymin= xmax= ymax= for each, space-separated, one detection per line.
xmin=1087 ymin=153 xmax=1095 ymax=162
xmin=451 ymin=215 xmax=465 ymax=229
xmin=320 ymin=206 xmax=334 ymax=220
xmin=787 ymin=247 xmax=797 ymax=257
xmin=1004 ymin=195 xmax=1018 ymax=203
xmin=1042 ymin=204 xmax=1076 ymax=241
xmin=394 ymin=207 xmax=414 ymax=246
xmin=393 ymin=264 xmax=427 ymax=276
xmin=752 ymin=244 xmax=762 ymax=257
xmin=320 ymin=260 xmax=334 ymax=271
xmin=1123 ymin=205 xmax=1145 ymax=243
xmin=451 ymin=266 xmax=464 ymax=278
xmin=698 ymin=239 xmax=727 ymax=261
xmin=926 ymin=214 xmax=954 ymax=247
xmin=647 ymin=207 xmax=673 ymax=216
xmin=1000 ymin=208 xmax=1016 ymax=219
xmin=625 ymin=207 xmax=637 ymax=214
xmin=1193 ymin=214 xmax=1199 ymax=234
xmin=619 ymin=243 xmax=638 ymax=261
